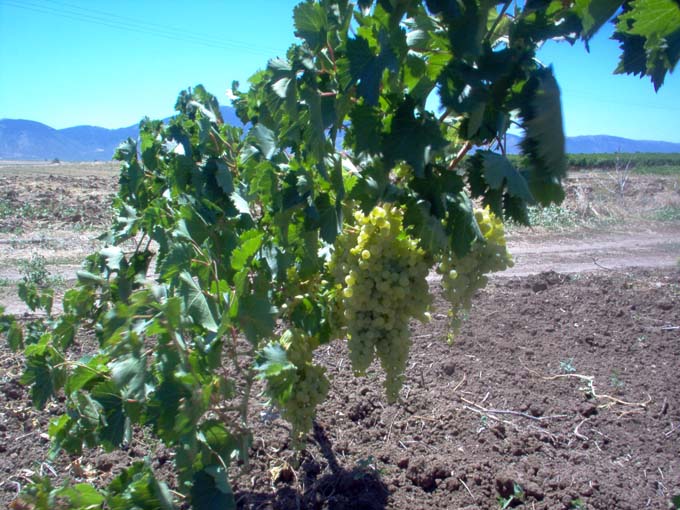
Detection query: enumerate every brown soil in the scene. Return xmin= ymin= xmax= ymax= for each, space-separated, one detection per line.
xmin=1 ymin=164 xmax=679 ymax=509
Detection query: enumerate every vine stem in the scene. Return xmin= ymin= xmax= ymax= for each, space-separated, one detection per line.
xmin=53 ymin=360 xmax=109 ymax=377
xmin=327 ymin=41 xmax=337 ymax=72
xmin=438 ymin=107 xmax=453 ymax=123
xmin=448 ymin=141 xmax=473 ymax=171
xmin=496 ymin=134 xmax=507 ymax=156
xmin=238 ymin=365 xmax=256 ymax=470
xmin=484 ymin=0 xmax=512 ymax=44
xmin=133 ymin=233 xmax=147 ymax=254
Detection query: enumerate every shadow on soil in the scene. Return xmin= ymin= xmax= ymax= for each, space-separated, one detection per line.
xmin=235 ymin=422 xmax=389 ymax=510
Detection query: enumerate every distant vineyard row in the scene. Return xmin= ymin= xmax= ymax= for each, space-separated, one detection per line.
xmin=505 ymin=152 xmax=680 ymax=173
xmin=567 ymin=153 xmax=680 ymax=170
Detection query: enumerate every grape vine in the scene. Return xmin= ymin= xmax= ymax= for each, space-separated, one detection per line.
xmin=1 ymin=1 xmax=678 ymax=509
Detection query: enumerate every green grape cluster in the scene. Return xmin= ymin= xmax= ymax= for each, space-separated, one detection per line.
xmin=277 ymin=329 xmax=329 ymax=442
xmin=438 ymin=206 xmax=513 ymax=339
xmin=331 ymin=205 xmax=431 ymax=401
xmin=280 ymin=362 xmax=329 ymax=443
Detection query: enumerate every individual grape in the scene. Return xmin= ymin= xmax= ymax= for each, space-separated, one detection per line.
xmin=329 ymin=205 xmax=431 ymax=401
xmin=438 ymin=206 xmax=513 ymax=340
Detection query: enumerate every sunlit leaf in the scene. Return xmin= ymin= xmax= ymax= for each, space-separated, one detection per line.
xmin=179 ymin=271 xmax=218 ymax=332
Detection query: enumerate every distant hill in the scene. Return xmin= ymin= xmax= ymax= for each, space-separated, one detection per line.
xmin=1 ymin=110 xmax=679 ymax=161
xmin=564 ymin=135 xmax=680 ymax=154
xmin=503 ymin=133 xmax=680 ymax=155
xmin=0 ymin=106 xmax=240 ymax=161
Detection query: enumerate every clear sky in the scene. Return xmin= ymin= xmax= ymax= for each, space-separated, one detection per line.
xmin=1 ymin=0 xmax=678 ymax=142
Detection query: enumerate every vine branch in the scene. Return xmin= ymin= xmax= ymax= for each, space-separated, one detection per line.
xmin=448 ymin=141 xmax=473 ymax=171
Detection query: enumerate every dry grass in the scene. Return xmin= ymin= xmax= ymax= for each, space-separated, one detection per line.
xmin=0 ymin=161 xmax=119 ymax=178
xmin=512 ymin=171 xmax=680 ymax=233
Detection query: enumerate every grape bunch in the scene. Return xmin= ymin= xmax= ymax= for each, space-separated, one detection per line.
xmin=276 ymin=329 xmax=329 ymax=443
xmin=331 ymin=205 xmax=430 ymax=401
xmin=438 ymin=206 xmax=513 ymax=339
xmin=280 ymin=362 xmax=329 ymax=443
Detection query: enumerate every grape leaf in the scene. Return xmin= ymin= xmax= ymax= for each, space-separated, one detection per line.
xmin=339 ymin=32 xmax=398 ymax=106
xmin=110 ymin=353 xmax=147 ymax=402
xmin=18 ymin=283 xmax=53 ymax=314
xmin=91 ymin=381 xmax=127 ymax=450
xmin=382 ymin=98 xmax=447 ymax=178
xmin=574 ymin=0 xmax=621 ymax=40
xmin=238 ymin=293 xmax=277 ymax=344
xmin=315 ymin=192 xmax=340 ymax=243
xmin=230 ymin=191 xmax=252 ymax=217
xmin=21 ymin=343 xmax=64 ymax=410
xmin=191 ymin=466 xmax=235 ymax=510
xmin=293 ymin=1 xmax=328 ymax=50
xmin=250 ymin=124 xmax=277 ymax=160
xmin=255 ymin=342 xmax=297 ymax=403
xmin=520 ymin=67 xmax=567 ymax=205
xmin=66 ymin=354 xmax=109 ymax=394
xmin=615 ymin=0 xmax=680 ymax=89
xmin=4 ymin=319 xmax=24 ymax=352
xmin=468 ymin=151 xmax=534 ymax=222
xmin=100 ymin=246 xmax=125 ymax=273
xmin=107 ymin=462 xmax=175 ymax=510
xmin=231 ymin=230 xmax=264 ymax=271
xmin=179 ymin=271 xmax=218 ymax=333
xmin=474 ymin=152 xmax=533 ymax=201
xmin=403 ymin=200 xmax=450 ymax=255
xmin=215 ymin=160 xmax=234 ymax=195
xmin=56 ymin=483 xmax=105 ymax=508
xmin=198 ymin=420 xmax=239 ymax=466
xmin=158 ymin=243 xmax=194 ymax=280
xmin=447 ymin=191 xmax=484 ymax=257
xmin=347 ymin=103 xmax=382 ymax=154
xmin=53 ymin=314 xmax=79 ymax=349
xmin=447 ymin=0 xmax=494 ymax=58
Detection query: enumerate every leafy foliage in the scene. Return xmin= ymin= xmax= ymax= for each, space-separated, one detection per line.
xmin=614 ymin=0 xmax=680 ymax=90
xmin=2 ymin=1 xmax=678 ymax=509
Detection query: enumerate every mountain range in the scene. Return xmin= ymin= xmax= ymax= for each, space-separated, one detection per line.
xmin=1 ymin=107 xmax=679 ymax=161
xmin=0 ymin=107 xmax=241 ymax=162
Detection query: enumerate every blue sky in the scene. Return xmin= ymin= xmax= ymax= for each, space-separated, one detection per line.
xmin=1 ymin=0 xmax=678 ymax=142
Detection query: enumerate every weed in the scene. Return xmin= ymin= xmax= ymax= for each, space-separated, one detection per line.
xmin=497 ymin=483 xmax=525 ymax=509
xmin=570 ymin=498 xmax=586 ymax=509
xmin=527 ymin=204 xmax=578 ymax=230
xmin=605 ymin=152 xmax=632 ymax=196
xmin=18 ymin=253 xmax=63 ymax=288
xmin=610 ymin=370 xmax=625 ymax=389
xmin=0 ymin=200 xmax=48 ymax=221
xmin=560 ymin=357 xmax=577 ymax=374
xmin=355 ymin=455 xmax=377 ymax=471
xmin=353 ymin=455 xmax=383 ymax=478
xmin=633 ymin=165 xmax=680 ymax=176
xmin=19 ymin=254 xmax=50 ymax=287
xmin=653 ymin=205 xmax=680 ymax=222
xmin=0 ymin=200 xmax=13 ymax=218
